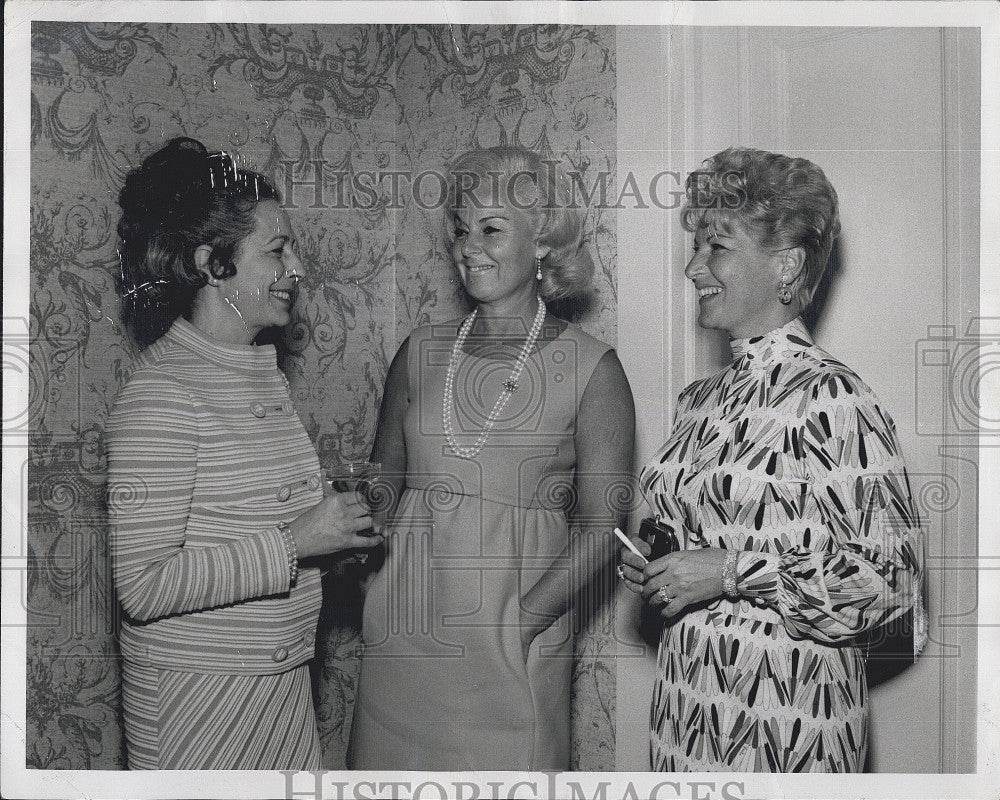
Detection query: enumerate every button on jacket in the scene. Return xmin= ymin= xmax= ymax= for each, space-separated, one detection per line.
xmin=106 ymin=318 xmax=324 ymax=675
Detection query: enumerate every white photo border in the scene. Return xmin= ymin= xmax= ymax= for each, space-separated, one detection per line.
xmin=3 ymin=2 xmax=998 ymax=799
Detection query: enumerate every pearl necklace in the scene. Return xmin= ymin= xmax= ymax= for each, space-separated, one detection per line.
xmin=443 ymin=296 xmax=547 ymax=459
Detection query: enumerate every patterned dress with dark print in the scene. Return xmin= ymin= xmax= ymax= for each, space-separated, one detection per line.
xmin=639 ymin=318 xmax=924 ymax=772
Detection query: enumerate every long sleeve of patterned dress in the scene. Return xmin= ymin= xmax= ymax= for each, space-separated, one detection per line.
xmin=642 ymin=319 xmax=923 ymax=772
xmin=733 ymin=372 xmax=924 ymax=644
xmin=106 ymin=369 xmax=292 ymax=622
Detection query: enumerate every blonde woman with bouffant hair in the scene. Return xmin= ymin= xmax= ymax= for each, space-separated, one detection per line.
xmin=621 ymin=146 xmax=925 ymax=772
xmin=445 ymin=145 xmax=596 ymax=302
xmin=348 ymin=145 xmax=634 ymax=770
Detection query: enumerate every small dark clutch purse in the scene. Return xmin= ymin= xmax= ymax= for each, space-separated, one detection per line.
xmin=638 ymin=517 xmax=681 ymax=560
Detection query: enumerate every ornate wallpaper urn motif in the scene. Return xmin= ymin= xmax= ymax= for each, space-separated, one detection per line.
xmin=27 ymin=21 xmax=617 ymax=771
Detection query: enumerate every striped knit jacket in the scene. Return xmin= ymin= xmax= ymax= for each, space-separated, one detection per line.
xmin=105 ymin=318 xmax=324 ymax=674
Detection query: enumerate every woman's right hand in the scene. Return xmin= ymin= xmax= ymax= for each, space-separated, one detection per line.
xmin=287 ymin=492 xmax=382 ymax=559
xmin=618 ymin=536 xmax=652 ymax=595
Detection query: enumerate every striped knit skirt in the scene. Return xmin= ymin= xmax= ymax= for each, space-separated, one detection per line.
xmin=121 ymin=660 xmax=321 ymax=770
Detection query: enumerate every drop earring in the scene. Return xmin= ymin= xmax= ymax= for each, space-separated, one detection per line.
xmin=778 ymin=274 xmax=793 ymax=305
xmin=535 ymin=256 xmax=543 ymax=282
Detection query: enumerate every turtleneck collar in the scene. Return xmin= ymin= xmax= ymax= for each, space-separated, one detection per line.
xmin=729 ymin=317 xmax=813 ymax=369
xmin=166 ymin=317 xmax=278 ymax=376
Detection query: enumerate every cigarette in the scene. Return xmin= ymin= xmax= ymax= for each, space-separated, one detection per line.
xmin=613 ymin=527 xmax=648 ymax=564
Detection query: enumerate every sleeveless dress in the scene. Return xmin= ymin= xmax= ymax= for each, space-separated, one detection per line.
xmin=348 ymin=319 xmax=612 ymax=770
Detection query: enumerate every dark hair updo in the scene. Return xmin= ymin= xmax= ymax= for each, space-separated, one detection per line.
xmin=116 ymin=136 xmax=280 ymax=346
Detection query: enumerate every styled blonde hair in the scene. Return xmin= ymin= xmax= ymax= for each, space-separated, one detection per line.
xmin=447 ymin=146 xmax=594 ymax=300
xmin=681 ymin=146 xmax=841 ymax=308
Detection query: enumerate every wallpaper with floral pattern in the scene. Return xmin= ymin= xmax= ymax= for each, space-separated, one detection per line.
xmin=26 ymin=22 xmax=617 ymax=770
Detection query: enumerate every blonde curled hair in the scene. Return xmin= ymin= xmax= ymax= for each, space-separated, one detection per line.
xmin=446 ymin=146 xmax=594 ymax=301
xmin=681 ymin=146 xmax=841 ymax=308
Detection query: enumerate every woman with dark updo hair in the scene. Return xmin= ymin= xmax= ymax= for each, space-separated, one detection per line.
xmin=105 ymin=137 xmax=382 ymax=769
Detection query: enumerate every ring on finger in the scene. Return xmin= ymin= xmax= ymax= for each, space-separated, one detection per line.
xmin=656 ymin=586 xmax=672 ymax=604
xmin=616 ymin=564 xmax=627 ymax=581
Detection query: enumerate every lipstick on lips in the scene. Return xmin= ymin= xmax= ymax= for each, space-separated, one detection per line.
xmin=269 ymin=279 xmax=298 ymax=307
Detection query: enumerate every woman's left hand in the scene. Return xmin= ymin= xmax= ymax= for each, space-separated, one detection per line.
xmin=641 ymin=547 xmax=729 ymax=619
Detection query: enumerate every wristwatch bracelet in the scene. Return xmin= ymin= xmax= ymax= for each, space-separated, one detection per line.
xmin=721 ymin=548 xmax=740 ymax=600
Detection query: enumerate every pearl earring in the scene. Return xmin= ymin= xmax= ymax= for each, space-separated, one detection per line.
xmin=778 ymin=274 xmax=793 ymax=305
xmin=535 ymin=256 xmax=543 ymax=282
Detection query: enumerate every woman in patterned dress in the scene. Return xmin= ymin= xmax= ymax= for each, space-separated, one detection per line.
xmin=619 ymin=147 xmax=925 ymax=772
xmin=106 ymin=137 xmax=381 ymax=769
